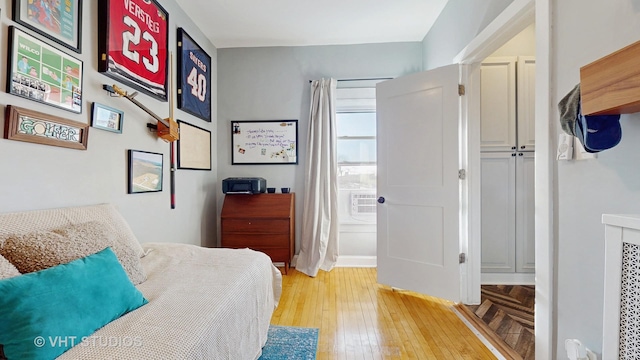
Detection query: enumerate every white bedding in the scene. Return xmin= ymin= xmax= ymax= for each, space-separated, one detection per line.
xmin=59 ymin=243 xmax=282 ymax=360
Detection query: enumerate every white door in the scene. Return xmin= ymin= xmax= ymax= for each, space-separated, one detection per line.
xmin=480 ymin=152 xmax=516 ymax=273
xmin=515 ymin=151 xmax=535 ymax=272
xmin=376 ymin=64 xmax=461 ymax=302
xmin=517 ymin=56 xmax=536 ymax=151
xmin=480 ymin=57 xmax=517 ymax=152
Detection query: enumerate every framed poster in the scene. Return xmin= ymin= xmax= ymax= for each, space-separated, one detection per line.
xmin=231 ymin=120 xmax=298 ymax=165
xmin=97 ymin=0 xmax=168 ymax=101
xmin=91 ymin=102 xmax=124 ymax=133
xmin=7 ymin=26 xmax=83 ymax=113
xmin=177 ymin=120 xmax=211 ymax=170
xmin=177 ymin=28 xmax=211 ymax=122
xmin=128 ymin=150 xmax=163 ymax=194
xmin=4 ymin=105 xmax=88 ymax=150
xmin=13 ymin=0 xmax=83 ymax=53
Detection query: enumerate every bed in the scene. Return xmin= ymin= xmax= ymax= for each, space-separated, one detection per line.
xmin=0 ymin=204 xmax=282 ymax=360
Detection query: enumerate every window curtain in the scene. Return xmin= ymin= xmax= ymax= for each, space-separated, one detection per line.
xmin=296 ymin=78 xmax=339 ymax=277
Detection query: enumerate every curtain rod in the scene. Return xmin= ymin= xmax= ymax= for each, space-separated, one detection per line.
xmin=308 ymin=77 xmax=392 ymax=83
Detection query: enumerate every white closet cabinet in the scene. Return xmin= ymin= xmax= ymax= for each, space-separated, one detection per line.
xmin=480 ymin=56 xmax=536 ymax=152
xmin=481 ymin=152 xmax=535 ymax=273
xmin=480 ymin=55 xmax=536 ymax=277
xmin=517 ymin=56 xmax=536 ymax=151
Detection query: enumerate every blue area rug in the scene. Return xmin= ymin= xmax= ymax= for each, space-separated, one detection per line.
xmin=259 ymin=325 xmax=319 ymax=360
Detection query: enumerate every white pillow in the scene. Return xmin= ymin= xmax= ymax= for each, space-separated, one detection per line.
xmin=0 ymin=255 xmax=20 ymax=280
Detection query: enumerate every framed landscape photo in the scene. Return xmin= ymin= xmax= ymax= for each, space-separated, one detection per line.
xmin=7 ymin=26 xmax=83 ymax=113
xmin=128 ymin=150 xmax=163 ymax=194
xmin=13 ymin=0 xmax=83 ymax=53
xmin=98 ymin=0 xmax=168 ymax=101
xmin=231 ymin=120 xmax=298 ymax=165
xmin=177 ymin=28 xmax=211 ymax=122
xmin=4 ymin=105 xmax=89 ymax=150
xmin=91 ymin=102 xmax=123 ymax=133
xmin=177 ymin=120 xmax=211 ymax=170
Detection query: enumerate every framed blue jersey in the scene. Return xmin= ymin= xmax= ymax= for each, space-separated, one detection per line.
xmin=177 ymin=28 xmax=211 ymax=122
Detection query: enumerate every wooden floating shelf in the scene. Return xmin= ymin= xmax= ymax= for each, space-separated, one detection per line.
xmin=580 ymin=39 xmax=640 ymax=115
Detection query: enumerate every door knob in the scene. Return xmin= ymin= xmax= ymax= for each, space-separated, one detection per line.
xmin=377 ymin=197 xmax=385 ymax=204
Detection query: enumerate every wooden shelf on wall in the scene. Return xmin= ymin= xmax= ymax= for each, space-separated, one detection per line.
xmin=580 ymin=39 xmax=640 ymax=115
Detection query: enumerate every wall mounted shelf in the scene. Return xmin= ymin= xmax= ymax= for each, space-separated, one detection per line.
xmin=580 ymin=39 xmax=640 ymax=115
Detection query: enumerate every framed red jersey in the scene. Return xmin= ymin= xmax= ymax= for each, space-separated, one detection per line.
xmin=98 ymin=0 xmax=168 ymax=101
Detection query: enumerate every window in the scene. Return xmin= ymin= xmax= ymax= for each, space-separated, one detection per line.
xmin=336 ymin=87 xmax=376 ymax=224
xmin=337 ymin=112 xmax=376 ymax=191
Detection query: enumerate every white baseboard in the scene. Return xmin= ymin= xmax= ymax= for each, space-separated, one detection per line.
xmin=335 ymin=255 xmax=377 ymax=267
xmin=481 ymin=272 xmax=535 ymax=285
xmin=285 ymin=255 xmax=376 ymax=268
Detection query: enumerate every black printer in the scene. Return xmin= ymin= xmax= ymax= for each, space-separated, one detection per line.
xmin=222 ymin=177 xmax=267 ymax=194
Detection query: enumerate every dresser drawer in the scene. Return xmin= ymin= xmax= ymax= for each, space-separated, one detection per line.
xmin=221 ymin=233 xmax=289 ymax=248
xmin=222 ymin=219 xmax=289 ymax=234
xmin=254 ymin=248 xmax=291 ymax=263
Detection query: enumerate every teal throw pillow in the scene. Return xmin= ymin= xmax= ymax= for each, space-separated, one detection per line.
xmin=0 ymin=247 xmax=148 ymax=360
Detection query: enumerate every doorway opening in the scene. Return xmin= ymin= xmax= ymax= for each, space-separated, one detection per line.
xmin=461 ymin=16 xmax=537 ymax=360
xmin=335 ymin=86 xmax=378 ymax=267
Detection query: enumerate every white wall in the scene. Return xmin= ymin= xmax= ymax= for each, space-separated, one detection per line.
xmin=554 ymin=0 xmax=640 ymax=357
xmin=489 ymin=23 xmax=535 ymax=57
xmin=423 ymin=0 xmax=640 ymax=357
xmin=216 ymin=43 xmax=422 ymax=251
xmin=422 ymin=0 xmax=514 ymax=70
xmin=0 ymin=0 xmax=218 ymax=247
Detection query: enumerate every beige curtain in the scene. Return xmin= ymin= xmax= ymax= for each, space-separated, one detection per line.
xmin=296 ymin=78 xmax=339 ymax=277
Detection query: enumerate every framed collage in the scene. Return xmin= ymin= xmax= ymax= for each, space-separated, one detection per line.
xmin=98 ymin=0 xmax=169 ymax=101
xmin=12 ymin=0 xmax=83 ymax=53
xmin=177 ymin=28 xmax=211 ymax=122
xmin=7 ymin=26 xmax=83 ymax=113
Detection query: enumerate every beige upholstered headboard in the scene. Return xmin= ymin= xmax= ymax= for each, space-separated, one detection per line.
xmin=0 ymin=204 xmax=144 ymax=257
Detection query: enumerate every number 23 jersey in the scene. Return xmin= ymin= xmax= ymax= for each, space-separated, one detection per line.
xmin=107 ymin=0 xmax=167 ymax=98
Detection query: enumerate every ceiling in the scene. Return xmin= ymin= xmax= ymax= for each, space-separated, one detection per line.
xmin=178 ymin=0 xmax=451 ymax=49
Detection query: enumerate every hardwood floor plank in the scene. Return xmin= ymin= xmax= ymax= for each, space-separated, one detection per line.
xmin=271 ymin=268 xmax=496 ymax=359
xmin=462 ymin=284 xmax=535 ymax=360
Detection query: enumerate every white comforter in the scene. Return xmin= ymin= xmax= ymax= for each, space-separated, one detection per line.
xmin=59 ymin=243 xmax=282 ymax=360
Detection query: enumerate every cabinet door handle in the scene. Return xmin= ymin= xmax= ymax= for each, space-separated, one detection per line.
xmin=511 ymin=153 xmax=516 ymax=157
xmin=521 ymin=145 xmax=526 ymax=149
xmin=519 ymin=153 xmax=524 ymax=156
xmin=377 ymin=197 xmax=385 ymax=204
xmin=511 ymin=146 xmax=516 ymax=150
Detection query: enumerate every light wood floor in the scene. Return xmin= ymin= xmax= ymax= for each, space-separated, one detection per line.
xmin=270 ymin=268 xmax=497 ymax=359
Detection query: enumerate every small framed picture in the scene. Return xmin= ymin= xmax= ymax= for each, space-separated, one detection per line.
xmin=7 ymin=26 xmax=83 ymax=113
xmin=12 ymin=0 xmax=83 ymax=53
xmin=128 ymin=150 xmax=163 ymax=194
xmin=91 ymin=102 xmax=123 ymax=133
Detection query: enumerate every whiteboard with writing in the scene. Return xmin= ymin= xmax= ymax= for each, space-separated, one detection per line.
xmin=231 ymin=120 xmax=298 ymax=164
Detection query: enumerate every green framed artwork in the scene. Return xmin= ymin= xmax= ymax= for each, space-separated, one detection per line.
xmin=12 ymin=0 xmax=83 ymax=53
xmin=7 ymin=26 xmax=83 ymax=113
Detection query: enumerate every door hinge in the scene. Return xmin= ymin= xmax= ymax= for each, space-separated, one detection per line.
xmin=458 ymin=169 xmax=466 ymax=180
xmin=459 ymin=253 xmax=466 ymax=264
xmin=458 ymin=84 xmax=465 ymax=96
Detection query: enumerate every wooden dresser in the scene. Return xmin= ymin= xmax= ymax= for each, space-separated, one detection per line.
xmin=220 ymin=193 xmax=294 ymax=273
